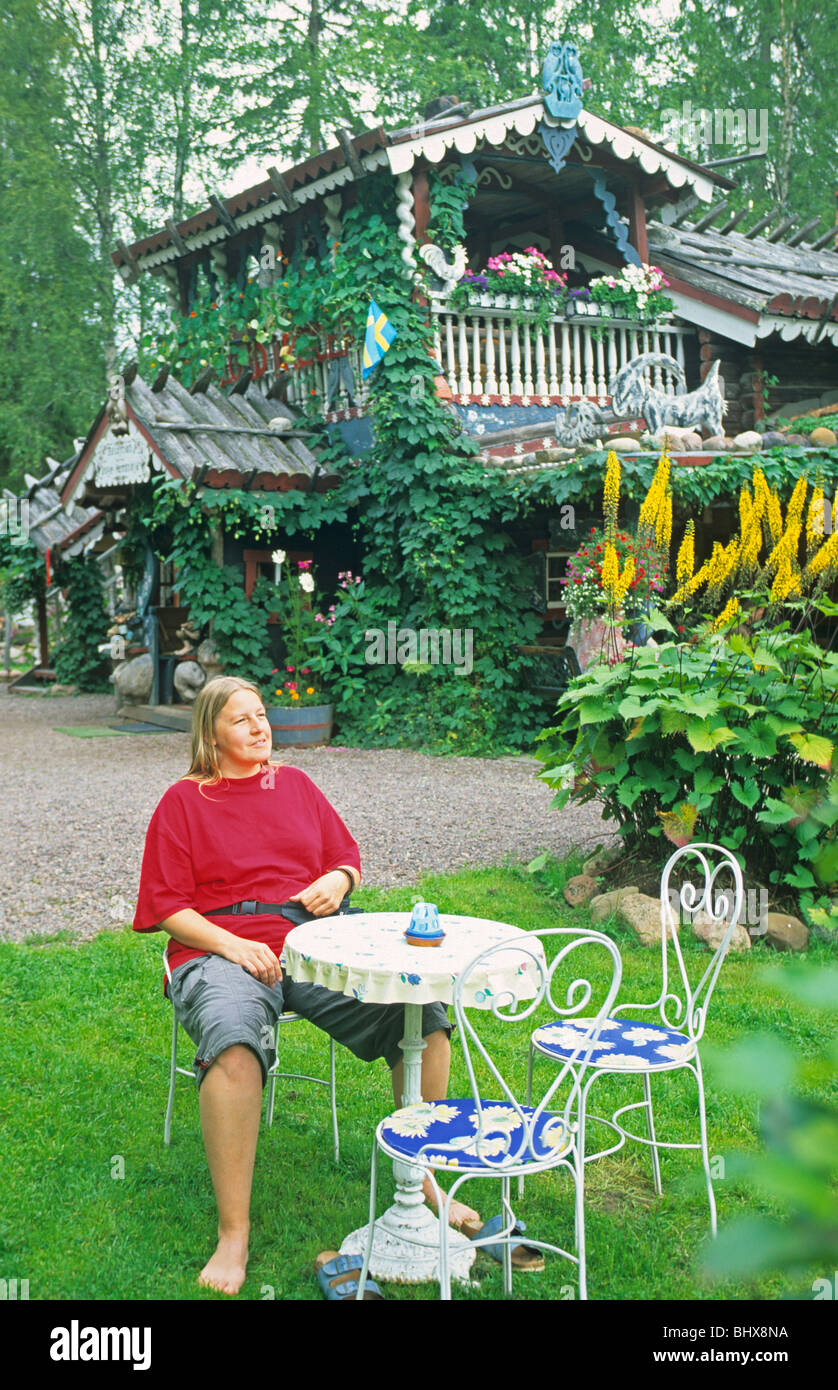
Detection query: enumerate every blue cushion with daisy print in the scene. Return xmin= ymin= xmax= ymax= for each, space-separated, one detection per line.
xmin=379 ymin=1100 xmax=570 ymax=1170
xmin=532 ymin=1017 xmax=696 ymax=1070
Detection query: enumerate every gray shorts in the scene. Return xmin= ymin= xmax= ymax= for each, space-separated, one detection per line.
xmin=168 ymin=953 xmax=452 ymax=1089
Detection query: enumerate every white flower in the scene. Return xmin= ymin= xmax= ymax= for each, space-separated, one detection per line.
xmin=426 ymin=1103 xmax=459 ymax=1124
xmin=600 ymin=1052 xmax=649 ymax=1069
xmin=387 ymin=1103 xmax=437 ymax=1137
xmin=469 ymin=1105 xmax=520 ymax=1134
xmin=655 ymin=1042 xmax=695 ymax=1063
xmin=451 ymin=1134 xmax=510 ymax=1157
xmin=541 ymin=1117 xmax=569 ymax=1152
xmin=534 ymin=1025 xmax=615 ymax=1054
xmin=426 ymin=1154 xmax=460 ymax=1168
xmin=621 ymin=1026 xmax=669 ymax=1046
xmin=298 ymin=572 xmax=315 ymax=593
xmin=271 ymin=549 xmax=286 ymax=564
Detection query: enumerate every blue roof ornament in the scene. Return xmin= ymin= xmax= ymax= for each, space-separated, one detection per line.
xmin=541 ymin=41 xmax=584 ymax=122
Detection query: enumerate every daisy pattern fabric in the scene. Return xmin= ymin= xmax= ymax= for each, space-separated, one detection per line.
xmin=282 ymin=913 xmax=545 ymax=1006
xmin=380 ymin=1100 xmax=570 ymax=1169
xmin=532 ymin=1016 xmax=696 ymax=1070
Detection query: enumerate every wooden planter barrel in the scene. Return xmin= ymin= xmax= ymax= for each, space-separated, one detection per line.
xmin=268 ymin=702 xmax=334 ymax=747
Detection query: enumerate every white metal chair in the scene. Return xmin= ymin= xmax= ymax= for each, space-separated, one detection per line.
xmin=527 ymin=842 xmax=744 ymax=1236
xmin=162 ymin=950 xmax=340 ymax=1161
xmin=356 ymin=926 xmax=623 ymax=1300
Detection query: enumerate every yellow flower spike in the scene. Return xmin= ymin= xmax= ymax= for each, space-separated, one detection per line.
xmin=807 ymin=485 xmax=827 ymax=558
xmin=676 ymin=520 xmax=695 ymax=588
xmin=766 ymin=488 xmax=783 ymax=547
xmin=770 ymin=560 xmax=800 ymax=603
xmin=739 ymin=484 xmax=752 ymax=534
xmin=603 ymin=451 xmax=621 ymax=540
xmin=737 ymin=518 xmax=762 ymax=576
xmin=601 ymin=542 xmax=619 ymax=598
xmin=712 ymin=597 xmax=740 ymax=632
xmin=805 ymin=530 xmax=838 ymax=582
xmin=615 ymin=555 xmax=635 ymax=605
xmin=659 ymin=491 xmax=673 ymax=553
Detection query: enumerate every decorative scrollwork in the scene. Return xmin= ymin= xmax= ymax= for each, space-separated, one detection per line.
xmin=503 ymin=132 xmax=543 ymax=158
xmin=477 ymin=166 xmax=513 ymax=191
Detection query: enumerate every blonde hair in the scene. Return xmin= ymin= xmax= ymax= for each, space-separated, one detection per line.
xmin=184 ymin=676 xmax=280 ymax=792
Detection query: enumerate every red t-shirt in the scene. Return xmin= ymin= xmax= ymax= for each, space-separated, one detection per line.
xmin=133 ymin=764 xmax=361 ymax=976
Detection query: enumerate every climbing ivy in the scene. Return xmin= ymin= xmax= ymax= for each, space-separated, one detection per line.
xmin=426 ymin=167 xmax=477 ymax=253
xmin=0 ymin=531 xmax=44 ymax=613
xmin=136 ymin=169 xmax=550 ymax=751
xmin=51 ymin=554 xmax=111 ymax=691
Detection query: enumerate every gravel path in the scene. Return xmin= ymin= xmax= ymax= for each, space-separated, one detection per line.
xmin=0 ymin=691 xmax=614 ymax=943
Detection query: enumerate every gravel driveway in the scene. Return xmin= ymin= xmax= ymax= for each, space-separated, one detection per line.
xmin=0 ymin=691 xmax=613 ymax=943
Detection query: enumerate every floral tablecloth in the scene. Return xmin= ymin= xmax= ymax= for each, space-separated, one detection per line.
xmin=283 ymin=912 xmax=544 ymax=1008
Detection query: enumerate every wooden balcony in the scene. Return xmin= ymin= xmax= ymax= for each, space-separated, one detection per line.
xmin=249 ymin=303 xmax=694 ymax=420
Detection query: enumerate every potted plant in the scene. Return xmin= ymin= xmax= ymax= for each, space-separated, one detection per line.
xmin=588 ymin=264 xmax=674 ymax=324
xmin=449 ymin=247 xmax=567 ymax=326
xmin=267 ymin=552 xmax=334 ymax=746
xmin=561 ymin=527 xmax=668 ymax=670
xmin=565 ymin=287 xmax=592 ymax=317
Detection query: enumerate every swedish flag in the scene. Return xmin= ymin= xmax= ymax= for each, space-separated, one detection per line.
xmin=362 ymin=300 xmax=397 ymax=378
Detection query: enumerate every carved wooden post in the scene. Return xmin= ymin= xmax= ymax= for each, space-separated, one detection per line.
xmin=628 ymin=186 xmax=649 ymax=264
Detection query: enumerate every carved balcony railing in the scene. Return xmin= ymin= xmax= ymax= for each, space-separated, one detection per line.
xmin=427 ymin=301 xmax=691 ymax=405
xmin=245 ymin=306 xmax=693 ymax=419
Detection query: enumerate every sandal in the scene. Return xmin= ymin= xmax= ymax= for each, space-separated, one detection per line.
xmin=314 ymin=1250 xmax=385 ymax=1300
xmin=461 ymin=1215 xmax=545 ymax=1272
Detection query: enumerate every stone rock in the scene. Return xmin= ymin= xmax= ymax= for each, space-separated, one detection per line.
xmin=692 ymin=910 xmax=751 ymax=953
xmin=617 ymin=892 xmax=680 ymax=946
xmin=702 ymin=435 xmax=732 ymax=451
xmin=564 ymin=874 xmax=600 ymax=907
xmin=650 ymin=426 xmax=692 ymax=449
xmin=197 ymin=639 xmax=224 ymax=683
xmin=268 ymin=417 xmax=292 ymax=432
xmin=732 ymin=430 xmax=763 ymax=451
xmin=761 ymin=431 xmax=788 ymax=450
xmin=764 ymin=911 xmax=810 ymax=952
xmin=610 ymin=436 xmax=643 ymax=453
xmin=810 ymin=426 xmax=838 ymax=447
xmin=583 ymin=845 xmax=623 ymax=876
xmin=784 ymin=433 xmax=809 ymax=447
xmin=173 ymin=660 xmax=206 ymax=703
xmin=111 ymin=653 xmax=153 ymax=706
xmin=589 ymin=886 xmax=640 ymax=923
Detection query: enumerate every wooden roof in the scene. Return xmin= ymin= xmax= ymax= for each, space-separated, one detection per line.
xmin=112 ymin=99 xmax=729 ymax=279
xmin=648 ymin=211 xmax=838 ymax=327
xmin=61 ymin=370 xmax=333 ymax=511
xmin=2 ymin=459 xmax=104 ymax=557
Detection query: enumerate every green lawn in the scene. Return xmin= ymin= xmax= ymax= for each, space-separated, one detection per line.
xmin=0 ymin=862 xmax=834 ymax=1301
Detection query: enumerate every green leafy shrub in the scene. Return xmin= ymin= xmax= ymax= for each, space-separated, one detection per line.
xmin=536 ymin=605 xmax=838 ymax=928
xmin=700 ymin=961 xmax=838 ymax=1292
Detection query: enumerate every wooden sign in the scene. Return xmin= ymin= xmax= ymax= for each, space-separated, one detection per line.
xmin=92 ymin=428 xmax=150 ymax=487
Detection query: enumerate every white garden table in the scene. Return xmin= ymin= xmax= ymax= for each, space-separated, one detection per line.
xmin=283 ymin=911 xmax=545 ymax=1284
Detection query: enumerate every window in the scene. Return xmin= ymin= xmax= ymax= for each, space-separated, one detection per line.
xmin=546 ymin=551 xmax=572 ymax=608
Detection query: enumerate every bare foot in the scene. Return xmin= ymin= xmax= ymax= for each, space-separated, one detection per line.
xmin=422 ymin=1176 xmax=480 ymax=1229
xmin=198 ymin=1227 xmax=249 ymax=1296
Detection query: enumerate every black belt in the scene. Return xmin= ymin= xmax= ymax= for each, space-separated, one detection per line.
xmin=209 ymin=894 xmax=353 ymax=926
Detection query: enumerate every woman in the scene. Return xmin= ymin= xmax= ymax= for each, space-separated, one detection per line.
xmin=133 ymin=675 xmax=476 ymax=1295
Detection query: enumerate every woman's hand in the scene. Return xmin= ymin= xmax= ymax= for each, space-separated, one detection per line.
xmin=289 ymin=870 xmax=351 ymax=917
xmin=220 ymin=934 xmax=282 ymax=986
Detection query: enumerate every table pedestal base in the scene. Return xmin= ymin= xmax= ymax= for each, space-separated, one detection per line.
xmin=339 ymin=1201 xmax=476 ymax=1285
